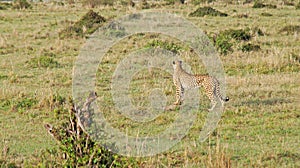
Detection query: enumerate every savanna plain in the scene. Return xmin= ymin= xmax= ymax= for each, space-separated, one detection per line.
xmin=0 ymin=0 xmax=299 ymax=167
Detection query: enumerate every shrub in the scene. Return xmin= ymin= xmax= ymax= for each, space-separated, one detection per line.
xmin=279 ymin=25 xmax=300 ymax=35
xmin=253 ymin=2 xmax=276 ymax=9
xmin=214 ymin=34 xmax=233 ymax=55
xmin=59 ymin=10 xmax=106 ymax=38
xmin=189 ymin=7 xmax=228 ymax=17
xmin=146 ymin=40 xmax=183 ymax=54
xmin=222 ymin=29 xmax=251 ymax=41
xmin=12 ymin=0 xmax=31 ymax=10
xmin=238 ymin=43 xmax=261 ymax=52
xmin=42 ymin=92 xmax=136 ymax=167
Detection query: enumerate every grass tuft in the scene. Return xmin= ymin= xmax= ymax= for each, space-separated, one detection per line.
xmin=279 ymin=25 xmax=300 ymax=35
xmin=0 ymin=2 xmax=12 ymax=10
xmin=252 ymin=2 xmax=277 ymax=8
xmin=27 ymin=54 xmax=60 ymax=68
xmin=12 ymin=0 xmax=31 ymax=10
xmin=261 ymin=12 xmax=273 ymax=17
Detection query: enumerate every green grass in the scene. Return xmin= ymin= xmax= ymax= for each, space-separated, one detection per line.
xmin=0 ymin=1 xmax=299 ymax=167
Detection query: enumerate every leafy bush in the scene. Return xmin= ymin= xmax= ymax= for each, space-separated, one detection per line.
xmin=146 ymin=40 xmax=183 ymax=54
xmin=12 ymin=0 xmax=31 ymax=10
xmin=253 ymin=2 xmax=276 ymax=8
xmin=59 ymin=10 xmax=106 ymax=38
xmin=42 ymin=93 xmax=136 ymax=167
xmin=222 ymin=29 xmax=251 ymax=41
xmin=214 ymin=34 xmax=233 ymax=55
xmin=189 ymin=7 xmax=228 ymax=17
xmin=238 ymin=43 xmax=261 ymax=52
xmin=279 ymin=25 xmax=300 ymax=35
xmin=211 ymin=28 xmax=260 ymax=55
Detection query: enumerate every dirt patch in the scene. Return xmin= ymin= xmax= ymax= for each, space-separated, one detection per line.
xmin=59 ymin=10 xmax=106 ymax=38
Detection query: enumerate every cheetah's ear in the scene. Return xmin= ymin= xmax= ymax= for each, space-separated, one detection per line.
xmin=172 ymin=61 xmax=175 ymax=65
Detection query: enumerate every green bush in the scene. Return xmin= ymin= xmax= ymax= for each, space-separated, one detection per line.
xmin=214 ymin=34 xmax=233 ymax=55
xmin=238 ymin=43 xmax=261 ymax=52
xmin=222 ymin=29 xmax=251 ymax=41
xmin=189 ymin=7 xmax=228 ymax=17
xmin=146 ymin=40 xmax=183 ymax=54
xmin=12 ymin=0 xmax=31 ymax=9
xmin=59 ymin=10 xmax=106 ymax=38
xmin=41 ymin=97 xmax=136 ymax=167
xmin=211 ymin=28 xmax=257 ymax=55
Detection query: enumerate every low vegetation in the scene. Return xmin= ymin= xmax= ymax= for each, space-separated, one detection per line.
xmin=145 ymin=39 xmax=185 ymax=54
xmin=211 ymin=28 xmax=262 ymax=55
xmin=59 ymin=10 xmax=106 ymax=38
xmin=238 ymin=43 xmax=261 ymax=52
xmin=12 ymin=0 xmax=31 ymax=9
xmin=261 ymin=12 xmax=273 ymax=17
xmin=252 ymin=1 xmax=277 ymax=8
xmin=189 ymin=6 xmax=228 ymax=17
xmin=279 ymin=25 xmax=300 ymax=35
xmin=42 ymin=94 xmax=134 ymax=167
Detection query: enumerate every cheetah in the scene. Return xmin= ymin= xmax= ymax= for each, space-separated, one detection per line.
xmin=172 ymin=60 xmax=229 ymax=111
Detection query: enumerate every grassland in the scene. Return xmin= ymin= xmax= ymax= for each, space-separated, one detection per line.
xmin=0 ymin=0 xmax=299 ymax=167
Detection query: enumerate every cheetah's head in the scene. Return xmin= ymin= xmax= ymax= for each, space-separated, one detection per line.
xmin=172 ymin=60 xmax=182 ymax=69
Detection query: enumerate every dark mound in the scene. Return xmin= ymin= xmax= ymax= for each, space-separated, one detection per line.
xmin=189 ymin=7 xmax=228 ymax=17
xmin=59 ymin=10 xmax=106 ymax=38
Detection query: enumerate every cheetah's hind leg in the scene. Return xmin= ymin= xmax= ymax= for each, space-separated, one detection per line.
xmin=208 ymin=100 xmax=217 ymax=111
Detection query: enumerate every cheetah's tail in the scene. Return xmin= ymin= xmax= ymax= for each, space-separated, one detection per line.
xmin=223 ymin=96 xmax=229 ymax=102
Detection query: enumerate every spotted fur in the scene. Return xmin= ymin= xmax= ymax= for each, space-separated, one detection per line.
xmin=172 ymin=60 xmax=229 ymax=110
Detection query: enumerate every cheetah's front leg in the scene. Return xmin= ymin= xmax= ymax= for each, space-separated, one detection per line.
xmin=174 ymin=86 xmax=184 ymax=105
xmin=204 ymin=85 xmax=217 ymax=111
